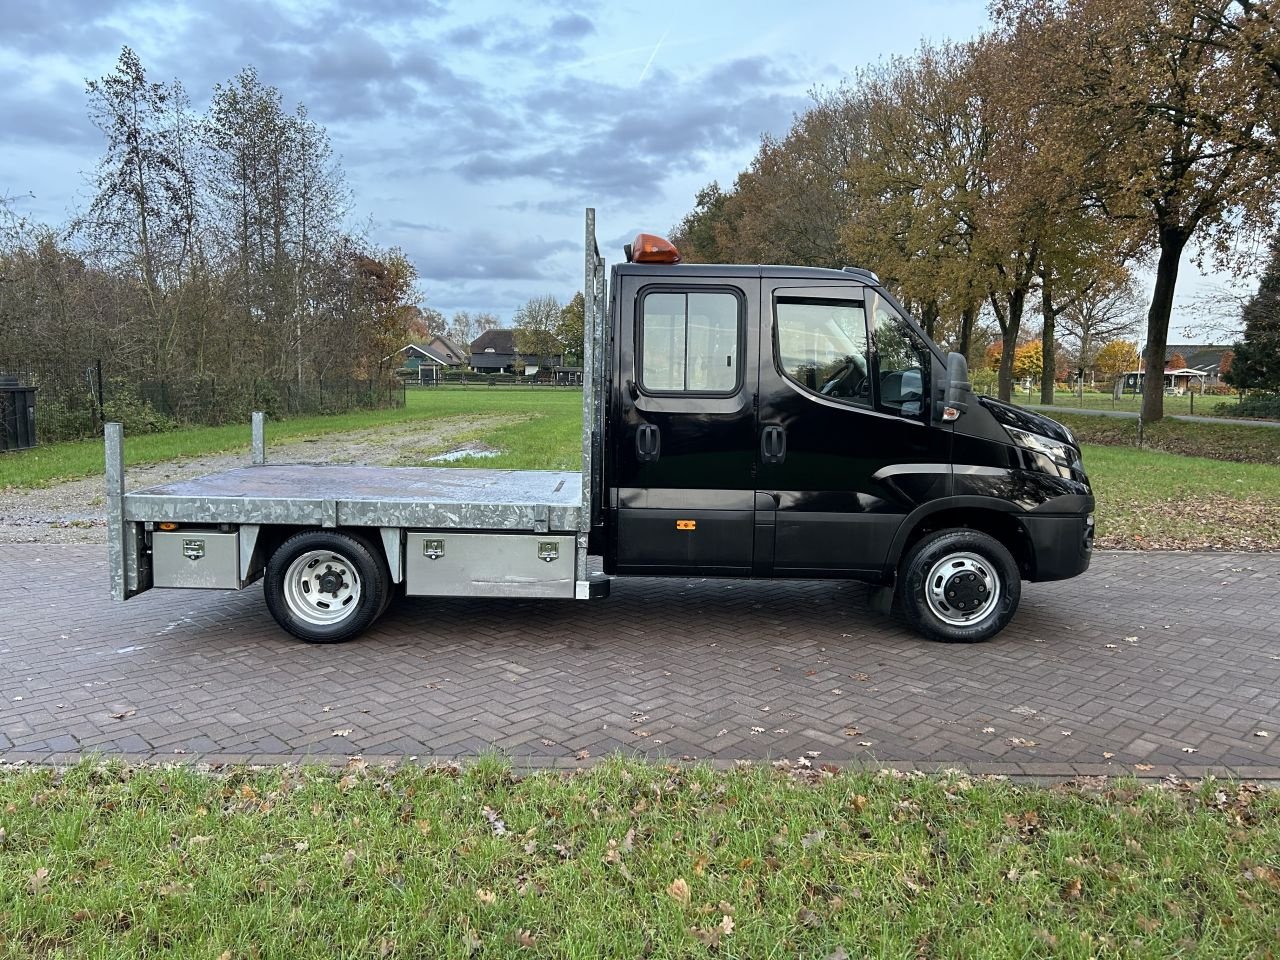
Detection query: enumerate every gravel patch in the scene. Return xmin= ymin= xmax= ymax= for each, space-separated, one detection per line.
xmin=0 ymin=415 xmax=506 ymax=545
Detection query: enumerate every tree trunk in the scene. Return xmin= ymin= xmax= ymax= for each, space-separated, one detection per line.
xmin=1141 ymin=226 xmax=1188 ymax=423
xmin=958 ymin=303 xmax=975 ymax=360
xmin=1040 ymin=280 xmax=1056 ymax=405
xmin=994 ymin=289 xmax=1026 ymax=402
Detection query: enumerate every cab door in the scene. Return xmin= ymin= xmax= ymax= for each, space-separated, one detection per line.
xmin=610 ymin=271 xmax=759 ymax=575
xmin=755 ymin=280 xmax=951 ymax=577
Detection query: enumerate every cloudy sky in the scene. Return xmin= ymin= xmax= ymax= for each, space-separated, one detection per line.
xmin=0 ymin=0 xmax=1230 ymax=328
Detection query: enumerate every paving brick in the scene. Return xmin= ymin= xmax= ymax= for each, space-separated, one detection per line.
xmin=1 ymin=545 xmax=1279 ymax=776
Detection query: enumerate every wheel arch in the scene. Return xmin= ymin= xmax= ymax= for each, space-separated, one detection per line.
xmin=888 ymin=498 xmax=1032 ymax=580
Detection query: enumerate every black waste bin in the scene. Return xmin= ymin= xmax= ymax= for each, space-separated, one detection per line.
xmin=0 ymin=374 xmax=38 ymax=451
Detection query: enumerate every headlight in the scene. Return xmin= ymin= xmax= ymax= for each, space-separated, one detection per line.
xmin=1004 ymin=425 xmax=1076 ymax=468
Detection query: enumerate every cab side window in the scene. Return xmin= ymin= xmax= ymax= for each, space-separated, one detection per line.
xmin=774 ymin=298 xmax=871 ymax=407
xmin=872 ymin=300 xmax=929 ymax=419
xmin=640 ymin=290 xmax=740 ymax=393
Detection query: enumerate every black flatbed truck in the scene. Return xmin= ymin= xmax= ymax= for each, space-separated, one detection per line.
xmin=106 ymin=209 xmax=1094 ymax=644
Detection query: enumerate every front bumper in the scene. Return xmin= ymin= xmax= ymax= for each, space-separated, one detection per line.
xmin=1022 ymin=512 xmax=1094 ymax=581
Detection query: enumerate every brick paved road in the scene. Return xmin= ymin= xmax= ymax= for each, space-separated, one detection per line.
xmin=2 ymin=544 xmax=1278 ymax=778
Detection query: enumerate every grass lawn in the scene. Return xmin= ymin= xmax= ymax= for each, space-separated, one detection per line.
xmin=0 ymin=759 xmax=1276 ymax=958
xmin=0 ymin=388 xmax=583 ymax=489
xmin=1020 ymin=390 xmax=1241 ymax=418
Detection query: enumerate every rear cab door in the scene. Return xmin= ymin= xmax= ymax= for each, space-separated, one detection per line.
xmin=608 ymin=266 xmax=760 ymax=575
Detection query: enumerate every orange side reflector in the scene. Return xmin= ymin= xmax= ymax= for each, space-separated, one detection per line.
xmin=632 ymin=233 xmax=681 ymax=264
xmin=158 ymin=522 xmax=178 ymax=531
xmin=676 ymin=520 xmax=696 ymax=531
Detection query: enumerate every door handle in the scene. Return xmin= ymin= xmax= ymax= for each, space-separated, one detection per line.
xmin=760 ymin=424 xmax=786 ymax=464
xmin=636 ymin=423 xmax=661 ymax=462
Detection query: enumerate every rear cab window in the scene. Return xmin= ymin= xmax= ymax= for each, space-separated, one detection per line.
xmin=639 ymin=289 xmax=741 ymax=394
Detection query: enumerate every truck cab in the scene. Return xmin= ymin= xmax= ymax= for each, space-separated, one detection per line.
xmin=590 ymin=233 xmax=1094 ymax=642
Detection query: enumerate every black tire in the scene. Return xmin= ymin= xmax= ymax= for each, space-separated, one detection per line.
xmin=264 ymin=530 xmax=390 ymax=643
xmin=898 ymin=529 xmax=1021 ymax=643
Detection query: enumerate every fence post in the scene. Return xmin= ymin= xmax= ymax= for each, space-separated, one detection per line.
xmin=252 ymin=411 xmax=266 ymax=465
xmin=95 ymin=359 xmax=105 ymax=430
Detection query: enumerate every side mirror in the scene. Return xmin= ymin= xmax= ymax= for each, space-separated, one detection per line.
xmin=936 ymin=351 xmax=971 ymax=422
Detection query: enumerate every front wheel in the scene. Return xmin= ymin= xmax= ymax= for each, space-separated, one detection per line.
xmin=264 ymin=531 xmax=390 ymax=643
xmin=898 ymin=529 xmax=1021 ymax=643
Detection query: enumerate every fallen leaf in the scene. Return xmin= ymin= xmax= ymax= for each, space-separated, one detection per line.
xmin=539 ymin=738 xmax=555 ymax=746
xmin=109 ymin=709 xmax=135 ymax=720
xmin=982 ymin=726 xmax=996 ymax=733
xmin=719 ymin=915 xmax=734 ymax=936
xmin=857 ymin=741 xmax=873 ymax=747
xmin=1255 ymin=731 xmax=1270 ymax=738
xmin=692 ymin=854 xmax=708 ymax=876
xmin=750 ymin=727 xmax=765 ymax=735
xmin=826 ymin=950 xmax=851 ymax=960
xmin=476 ymin=888 xmax=496 ymax=906
xmin=379 ymin=938 xmax=395 ymax=957
xmin=1006 ymin=737 xmax=1037 ymax=747
xmin=188 ymin=835 xmax=212 ymax=846
xmin=801 ymin=829 xmax=826 ymax=849
xmin=27 ymin=867 xmax=49 ymax=894
xmin=1061 ymin=877 xmax=1083 ymax=900
xmin=806 ymin=750 xmax=821 ymax=757
xmin=1135 ymin=763 xmax=1154 ymax=771
xmin=1104 ymin=644 xmax=1118 ymax=649
xmin=716 ymin=729 xmax=728 ymax=737
xmin=797 ymin=906 xmax=822 ymax=927
xmin=1181 ymin=747 xmax=1198 ymax=754
xmin=667 ymin=877 xmax=691 ymax=906
xmin=331 ymin=728 xmax=352 ymax=738
xmin=631 ymin=729 xmax=650 ymax=738
xmin=342 ymin=848 xmax=357 ymax=869
xmin=294 ymin=840 xmax=309 ymax=852
xmin=1102 ymin=752 xmax=1115 ymax=759
xmin=516 ymin=929 xmax=538 ymax=948
xmin=482 ymin=806 xmax=508 ymax=836
xmin=574 ymin=749 xmax=590 ymax=761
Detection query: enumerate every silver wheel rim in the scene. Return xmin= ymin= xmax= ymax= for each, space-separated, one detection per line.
xmin=282 ymin=549 xmax=362 ymax=626
xmin=924 ymin=551 xmax=1001 ymax=627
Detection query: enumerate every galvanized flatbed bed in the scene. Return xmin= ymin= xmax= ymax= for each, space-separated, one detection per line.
xmin=123 ymin=465 xmax=582 ymax=532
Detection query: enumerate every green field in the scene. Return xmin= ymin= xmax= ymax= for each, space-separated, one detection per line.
xmin=0 ymin=759 xmax=1276 ymax=959
xmin=0 ymin=387 xmax=583 ymax=489
xmin=1016 ymin=390 xmax=1240 ymax=417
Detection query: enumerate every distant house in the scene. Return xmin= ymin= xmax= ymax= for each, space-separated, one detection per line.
xmin=470 ymin=329 xmax=564 ymax=375
xmin=1118 ymin=343 xmax=1234 ymax=395
xmin=388 ymin=335 xmax=468 ymax=383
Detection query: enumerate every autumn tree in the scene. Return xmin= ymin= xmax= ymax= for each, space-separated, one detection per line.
xmin=995 ymin=0 xmax=1280 ymax=421
xmin=513 ymin=295 xmax=563 ymax=369
xmin=1094 ymin=340 xmax=1140 ymax=383
xmin=1012 ymin=340 xmax=1044 ymax=382
xmin=1058 ymin=278 xmax=1143 ymax=381
xmin=557 ymin=292 xmax=585 ymax=366
xmin=80 ymin=47 xmax=201 ymax=374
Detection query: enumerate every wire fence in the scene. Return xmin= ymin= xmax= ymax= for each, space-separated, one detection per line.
xmin=0 ymin=358 xmax=405 ymax=447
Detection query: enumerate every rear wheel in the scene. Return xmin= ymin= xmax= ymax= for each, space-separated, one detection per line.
xmin=264 ymin=530 xmax=389 ymax=643
xmin=898 ymin=529 xmax=1021 ymax=643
